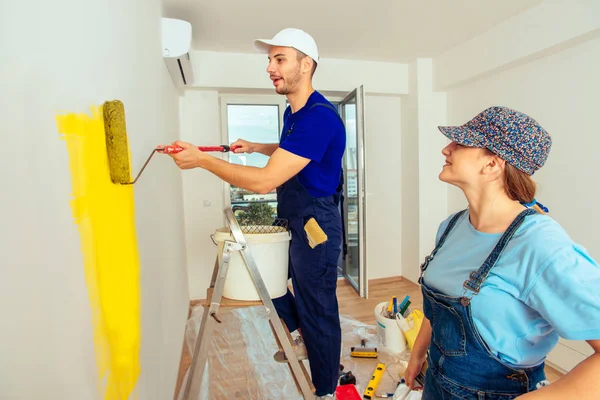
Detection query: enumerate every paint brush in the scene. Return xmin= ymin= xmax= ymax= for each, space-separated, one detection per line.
xmin=103 ymin=99 xmax=239 ymax=185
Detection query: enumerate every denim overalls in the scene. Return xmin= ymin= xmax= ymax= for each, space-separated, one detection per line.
xmin=272 ymin=102 xmax=344 ymax=396
xmin=418 ymin=208 xmax=547 ymax=399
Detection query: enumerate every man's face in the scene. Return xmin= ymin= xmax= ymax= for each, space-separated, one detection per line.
xmin=266 ymin=46 xmax=304 ymax=95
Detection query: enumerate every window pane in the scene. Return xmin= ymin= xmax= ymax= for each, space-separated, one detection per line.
xmin=226 ymin=105 xmax=280 ymax=214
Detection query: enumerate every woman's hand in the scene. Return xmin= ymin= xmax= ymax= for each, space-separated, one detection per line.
xmin=405 ymin=353 xmax=426 ymax=389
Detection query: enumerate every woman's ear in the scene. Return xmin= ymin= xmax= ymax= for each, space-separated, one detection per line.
xmin=482 ymin=154 xmax=506 ymax=175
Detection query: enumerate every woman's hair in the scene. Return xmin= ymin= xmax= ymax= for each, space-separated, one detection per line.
xmin=503 ymin=164 xmax=547 ymax=214
xmin=487 ymin=149 xmax=547 ymax=214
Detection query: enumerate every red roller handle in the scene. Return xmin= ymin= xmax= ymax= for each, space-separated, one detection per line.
xmin=158 ymin=145 xmax=240 ymax=154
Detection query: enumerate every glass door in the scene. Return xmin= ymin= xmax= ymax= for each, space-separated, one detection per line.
xmin=340 ymin=86 xmax=367 ymax=298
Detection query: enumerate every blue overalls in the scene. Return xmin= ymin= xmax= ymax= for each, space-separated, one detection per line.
xmin=418 ymin=208 xmax=547 ymax=400
xmin=272 ymin=102 xmax=344 ymax=396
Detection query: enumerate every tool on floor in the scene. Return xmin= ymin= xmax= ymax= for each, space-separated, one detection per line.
xmin=181 ymin=207 xmax=313 ymax=400
xmin=363 ymin=363 xmax=386 ymax=400
xmin=102 ymin=100 xmax=239 ymax=185
xmin=391 ymin=382 xmax=412 ymax=399
xmin=335 ymin=383 xmax=362 ymax=400
xmin=339 ymin=370 xmax=357 ymax=386
xmin=350 ymin=339 xmax=378 ymax=358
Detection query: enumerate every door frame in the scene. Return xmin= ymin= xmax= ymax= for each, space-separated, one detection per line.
xmin=340 ymin=86 xmax=368 ymax=298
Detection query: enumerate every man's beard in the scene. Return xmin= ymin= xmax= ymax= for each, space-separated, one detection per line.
xmin=276 ymin=67 xmax=302 ymax=95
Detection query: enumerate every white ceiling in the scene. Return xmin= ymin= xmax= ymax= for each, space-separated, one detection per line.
xmin=163 ymin=0 xmax=544 ymax=63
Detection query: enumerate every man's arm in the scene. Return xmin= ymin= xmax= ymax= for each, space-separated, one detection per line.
xmin=169 ymin=141 xmax=309 ymax=194
xmin=230 ymin=139 xmax=279 ymax=157
xmin=253 ymin=143 xmax=279 ymax=156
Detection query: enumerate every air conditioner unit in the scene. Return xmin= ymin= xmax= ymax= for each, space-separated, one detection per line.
xmin=162 ymin=18 xmax=194 ymax=86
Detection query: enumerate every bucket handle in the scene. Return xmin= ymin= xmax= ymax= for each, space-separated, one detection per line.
xmin=210 ymin=234 xmax=217 ymax=246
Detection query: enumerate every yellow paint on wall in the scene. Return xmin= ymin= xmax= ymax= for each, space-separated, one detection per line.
xmin=56 ymin=105 xmax=140 ymax=399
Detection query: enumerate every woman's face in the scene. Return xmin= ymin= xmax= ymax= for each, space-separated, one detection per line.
xmin=439 ymin=141 xmax=496 ymax=188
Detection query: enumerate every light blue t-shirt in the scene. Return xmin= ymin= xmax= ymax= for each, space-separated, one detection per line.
xmin=422 ymin=209 xmax=600 ymax=368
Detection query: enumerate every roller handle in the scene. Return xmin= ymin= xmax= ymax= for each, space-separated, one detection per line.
xmin=158 ymin=145 xmax=240 ymax=154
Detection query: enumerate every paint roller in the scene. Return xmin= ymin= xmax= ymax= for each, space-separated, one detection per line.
xmin=102 ymin=99 xmax=239 ymax=185
xmin=350 ymin=339 xmax=378 ymax=358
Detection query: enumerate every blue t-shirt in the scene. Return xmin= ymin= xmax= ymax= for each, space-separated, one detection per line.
xmin=279 ymin=91 xmax=346 ymax=197
xmin=423 ymin=209 xmax=600 ymax=367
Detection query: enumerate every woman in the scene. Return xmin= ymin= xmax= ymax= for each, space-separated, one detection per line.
xmin=405 ymin=106 xmax=600 ymax=399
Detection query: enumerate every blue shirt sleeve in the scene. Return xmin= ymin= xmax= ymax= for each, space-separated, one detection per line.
xmin=523 ymin=244 xmax=600 ymax=341
xmin=280 ymin=108 xmax=340 ymax=163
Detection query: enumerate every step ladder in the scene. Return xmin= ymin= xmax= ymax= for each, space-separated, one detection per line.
xmin=181 ymin=206 xmax=315 ymax=400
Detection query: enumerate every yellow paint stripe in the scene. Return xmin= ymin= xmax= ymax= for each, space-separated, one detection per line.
xmin=56 ymin=105 xmax=140 ymax=399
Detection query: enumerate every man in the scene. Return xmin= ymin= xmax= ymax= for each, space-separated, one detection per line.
xmin=168 ymin=28 xmax=346 ymax=399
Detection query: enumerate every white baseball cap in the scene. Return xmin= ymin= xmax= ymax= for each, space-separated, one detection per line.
xmin=253 ymin=28 xmax=319 ymax=63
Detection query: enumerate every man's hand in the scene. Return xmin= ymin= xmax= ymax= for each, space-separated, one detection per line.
xmin=166 ymin=141 xmax=210 ymax=170
xmin=230 ymin=138 xmax=255 ymax=154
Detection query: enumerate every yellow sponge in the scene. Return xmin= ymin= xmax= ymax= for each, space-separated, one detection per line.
xmin=304 ymin=218 xmax=328 ymax=248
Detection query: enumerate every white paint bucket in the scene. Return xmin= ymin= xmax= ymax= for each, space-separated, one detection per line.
xmin=374 ymin=301 xmax=408 ymax=354
xmin=213 ymin=226 xmax=291 ymax=301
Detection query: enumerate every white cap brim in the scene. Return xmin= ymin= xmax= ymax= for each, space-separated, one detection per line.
xmin=253 ymin=39 xmax=277 ymax=54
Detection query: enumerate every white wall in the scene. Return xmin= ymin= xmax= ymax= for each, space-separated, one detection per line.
xmin=179 ymin=90 xmax=228 ymax=298
xmin=436 ymin=1 xmax=600 ymax=372
xmin=190 ymin=51 xmax=409 ymax=95
xmin=364 ymin=95 xmax=403 ymax=280
xmin=1 ymin=1 xmax=189 ymax=399
xmin=445 ymin=34 xmax=600 ymax=282
xmin=435 ymin=0 xmax=600 ymax=90
xmin=399 ymin=60 xmax=449 ymax=283
xmin=415 ymin=60 xmax=449 ymax=271
xmin=400 ymin=62 xmax=421 ymax=283
xmin=441 ymin=25 xmax=600 ymax=262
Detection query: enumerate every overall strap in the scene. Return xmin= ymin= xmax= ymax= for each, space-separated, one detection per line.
xmin=310 ymin=102 xmax=348 ymax=259
xmin=307 ymin=102 xmax=345 ymax=191
xmin=308 ymin=102 xmax=338 ymax=113
xmin=461 ymin=208 xmax=538 ymax=302
xmin=286 ymin=102 xmax=343 ymax=137
xmin=418 ymin=209 xmax=468 ymax=283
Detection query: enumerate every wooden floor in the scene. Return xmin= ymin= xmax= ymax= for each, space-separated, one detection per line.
xmin=174 ymin=276 xmax=562 ymax=399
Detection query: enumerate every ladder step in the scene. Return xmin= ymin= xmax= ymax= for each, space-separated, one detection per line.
xmin=184 ymin=207 xmax=314 ymax=400
xmin=204 ymin=288 xmax=263 ymax=308
xmin=269 ymin=319 xmax=315 ymax=394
